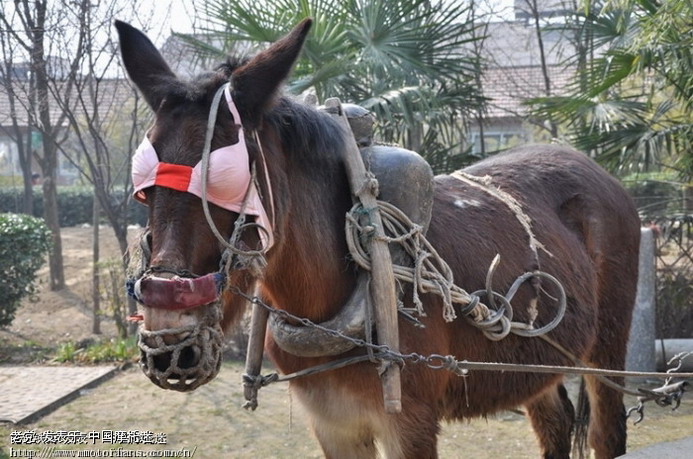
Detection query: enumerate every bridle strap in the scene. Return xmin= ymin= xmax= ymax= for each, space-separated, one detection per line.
xmin=200 ymin=83 xmax=272 ymax=263
xmin=253 ymin=130 xmax=276 ymax=231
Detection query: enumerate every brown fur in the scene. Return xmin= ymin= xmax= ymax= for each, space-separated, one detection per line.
xmin=117 ymin=19 xmax=640 ymax=459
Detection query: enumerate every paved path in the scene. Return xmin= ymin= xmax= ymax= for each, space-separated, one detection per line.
xmin=0 ymin=366 xmax=118 ymax=424
xmin=620 ymin=436 xmax=693 ymax=458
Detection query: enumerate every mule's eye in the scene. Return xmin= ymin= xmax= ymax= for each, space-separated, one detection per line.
xmin=136 ymin=187 xmax=154 ymax=205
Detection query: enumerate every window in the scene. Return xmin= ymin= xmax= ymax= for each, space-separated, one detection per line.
xmin=470 ymin=130 xmax=527 ymax=155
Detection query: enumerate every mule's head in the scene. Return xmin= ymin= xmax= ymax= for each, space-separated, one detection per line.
xmin=116 ymin=19 xmax=312 ymax=390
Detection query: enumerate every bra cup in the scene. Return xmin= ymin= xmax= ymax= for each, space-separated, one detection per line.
xmin=189 ymin=138 xmax=252 ymax=206
xmin=131 ymin=137 xmax=159 ymax=202
xmin=131 ymin=84 xmax=274 ymax=249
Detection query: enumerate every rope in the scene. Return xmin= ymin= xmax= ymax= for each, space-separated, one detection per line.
xmin=345 ymin=199 xmax=567 ymax=341
xmin=450 ymin=171 xmax=553 ymax=262
xmin=199 ymin=83 xmax=269 ymax=273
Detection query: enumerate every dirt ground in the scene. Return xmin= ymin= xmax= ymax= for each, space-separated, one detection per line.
xmin=1 ymin=226 xmax=692 ymax=458
xmin=0 ymin=226 xmax=128 ymax=354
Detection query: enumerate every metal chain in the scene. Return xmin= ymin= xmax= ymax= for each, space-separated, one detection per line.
xmin=229 ymin=286 xmax=693 ymax=424
xmin=230 ymin=286 xmax=693 ymax=381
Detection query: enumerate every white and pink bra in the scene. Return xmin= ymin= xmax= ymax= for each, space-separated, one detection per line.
xmin=131 ymin=85 xmax=273 ymax=249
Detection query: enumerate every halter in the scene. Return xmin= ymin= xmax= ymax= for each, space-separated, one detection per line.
xmin=128 ymin=82 xmax=275 ymax=312
xmin=127 ymin=82 xmax=276 ymax=392
xmin=199 ymin=82 xmax=275 ymax=255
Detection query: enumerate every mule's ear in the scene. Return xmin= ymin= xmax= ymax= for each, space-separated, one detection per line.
xmin=115 ymin=20 xmax=176 ymax=110
xmin=232 ymin=18 xmax=312 ymax=127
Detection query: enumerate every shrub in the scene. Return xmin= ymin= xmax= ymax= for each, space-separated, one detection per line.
xmin=0 ymin=213 xmax=52 ymax=327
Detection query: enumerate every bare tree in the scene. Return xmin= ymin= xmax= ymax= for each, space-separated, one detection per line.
xmin=0 ymin=0 xmax=92 ymax=290
xmin=467 ymin=0 xmax=490 ymax=156
xmin=1 ymin=0 xmax=156 ymax=332
xmin=52 ymin=1 xmax=148 ymax=256
xmin=475 ymin=0 xmax=576 ymax=147
xmin=51 ymin=0 xmax=153 ymax=333
xmin=0 ymin=25 xmax=34 ymax=215
xmin=522 ymin=0 xmax=558 ymax=137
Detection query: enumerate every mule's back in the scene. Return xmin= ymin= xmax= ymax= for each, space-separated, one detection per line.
xmin=431 ymin=144 xmax=639 ymax=352
xmin=461 ymin=144 xmax=639 ymax=271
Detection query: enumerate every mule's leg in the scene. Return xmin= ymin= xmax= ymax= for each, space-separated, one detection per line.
xmin=582 ymin=278 xmax=633 ymax=458
xmin=380 ymin=409 xmax=440 ymax=459
xmin=311 ymin=421 xmax=378 ymax=459
xmin=582 ymin=296 xmax=630 ymax=458
xmin=524 ymin=383 xmax=575 ymax=459
xmin=583 ymin=374 xmax=627 ymax=459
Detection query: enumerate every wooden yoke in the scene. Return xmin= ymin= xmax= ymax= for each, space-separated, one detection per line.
xmin=325 ymin=98 xmax=403 ymax=414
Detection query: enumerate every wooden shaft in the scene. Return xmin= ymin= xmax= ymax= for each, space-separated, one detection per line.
xmin=325 ymin=98 xmax=402 ymax=414
xmin=244 ymin=302 xmax=270 ymax=409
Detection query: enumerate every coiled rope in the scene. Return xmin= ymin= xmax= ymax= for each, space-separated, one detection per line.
xmin=345 ymin=198 xmax=567 ymax=342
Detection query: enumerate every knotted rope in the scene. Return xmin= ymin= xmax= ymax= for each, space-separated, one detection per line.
xmin=137 ymin=303 xmax=224 ymax=391
xmin=344 ymin=177 xmax=567 ymax=342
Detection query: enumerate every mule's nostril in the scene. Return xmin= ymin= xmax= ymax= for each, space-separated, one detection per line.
xmin=178 ymin=345 xmax=201 ymax=370
xmin=152 ymin=351 xmax=172 ymax=373
xmin=148 ymin=345 xmax=201 ymax=377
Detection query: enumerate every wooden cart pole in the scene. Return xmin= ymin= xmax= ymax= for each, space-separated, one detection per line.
xmin=325 ymin=98 xmax=402 ymax=414
xmin=243 ymin=301 xmax=270 ymax=411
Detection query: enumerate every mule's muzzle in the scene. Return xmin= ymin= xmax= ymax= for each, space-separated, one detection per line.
xmin=137 ymin=304 xmax=223 ymax=391
xmin=127 ymin=270 xmax=226 ymax=391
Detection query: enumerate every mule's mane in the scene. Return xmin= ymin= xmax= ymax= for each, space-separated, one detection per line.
xmin=264 ymin=97 xmax=346 ymax=173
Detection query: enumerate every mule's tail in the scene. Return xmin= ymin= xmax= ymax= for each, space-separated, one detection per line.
xmin=572 ymin=377 xmax=590 ymax=459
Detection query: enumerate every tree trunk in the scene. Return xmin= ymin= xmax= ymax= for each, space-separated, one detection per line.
xmin=117 ymin=227 xmax=138 ymax=338
xmin=92 ymin=195 xmax=101 ymax=334
xmin=113 ymin=219 xmax=137 ymax=336
xmin=17 ymin=117 xmax=33 ymax=215
xmin=32 ymin=0 xmax=65 ymax=290
xmin=407 ymin=124 xmax=422 ymax=154
xmin=527 ymin=0 xmax=558 ymax=138
xmin=42 ymin=172 xmax=65 ymax=290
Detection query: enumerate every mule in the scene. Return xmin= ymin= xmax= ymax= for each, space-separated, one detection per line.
xmin=116 ymin=18 xmax=640 ymax=458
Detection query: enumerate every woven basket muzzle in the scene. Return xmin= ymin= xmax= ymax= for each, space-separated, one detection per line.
xmin=137 ymin=303 xmax=223 ymax=391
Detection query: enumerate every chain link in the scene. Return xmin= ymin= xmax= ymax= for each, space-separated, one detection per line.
xmin=230 ymin=286 xmax=692 ymax=418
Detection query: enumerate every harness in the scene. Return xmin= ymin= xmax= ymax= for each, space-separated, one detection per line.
xmin=125 ymin=87 xmax=691 ymax=421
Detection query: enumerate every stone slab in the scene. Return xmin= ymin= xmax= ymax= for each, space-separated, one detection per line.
xmin=0 ymin=366 xmax=118 ymax=424
xmin=620 ymin=436 xmax=693 ymax=458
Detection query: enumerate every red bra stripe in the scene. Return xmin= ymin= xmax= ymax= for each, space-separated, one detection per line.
xmin=155 ymin=163 xmax=193 ymax=192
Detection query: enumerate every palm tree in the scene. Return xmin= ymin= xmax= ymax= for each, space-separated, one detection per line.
xmin=529 ymin=0 xmax=692 ymax=181
xmin=186 ymin=0 xmax=486 ymax=173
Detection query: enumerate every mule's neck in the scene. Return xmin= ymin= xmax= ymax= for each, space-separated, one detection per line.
xmin=260 ymin=141 xmax=355 ymax=322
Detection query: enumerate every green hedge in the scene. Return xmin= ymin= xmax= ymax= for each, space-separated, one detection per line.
xmin=0 ymin=213 xmax=52 ymax=327
xmin=0 ymin=187 xmax=147 ymax=227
